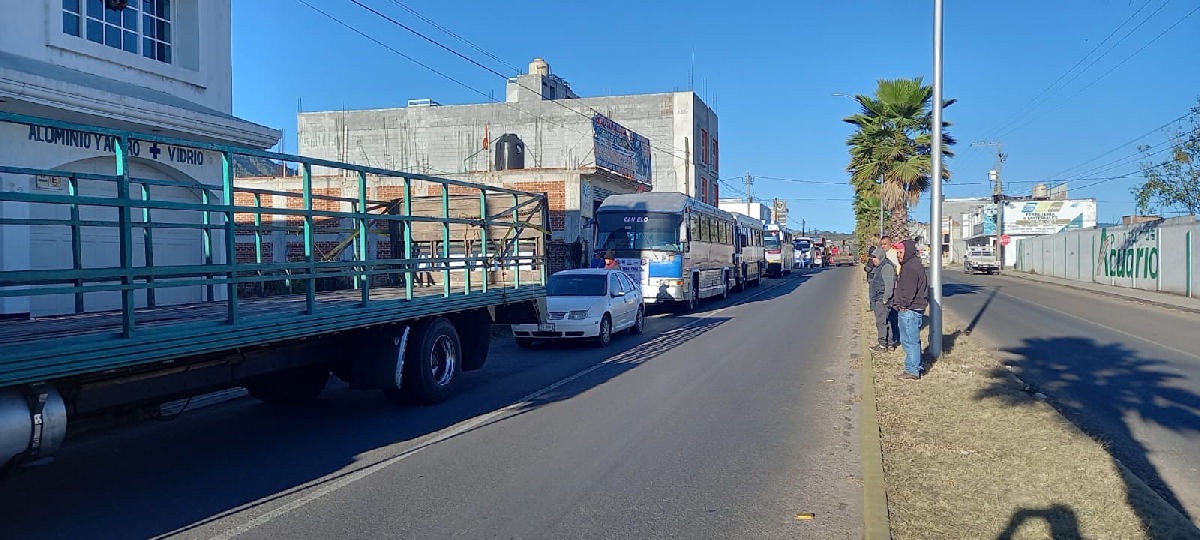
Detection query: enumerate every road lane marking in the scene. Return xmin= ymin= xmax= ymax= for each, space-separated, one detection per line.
xmin=198 ymin=274 xmax=805 ymax=539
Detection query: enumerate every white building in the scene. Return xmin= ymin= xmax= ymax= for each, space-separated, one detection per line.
xmin=0 ymin=0 xmax=279 ymax=317
xmin=718 ymin=199 xmax=772 ymax=223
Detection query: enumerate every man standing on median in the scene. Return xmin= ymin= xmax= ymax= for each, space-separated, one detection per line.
xmin=891 ymin=239 xmax=928 ymax=380
xmin=868 ymin=244 xmax=899 ymax=352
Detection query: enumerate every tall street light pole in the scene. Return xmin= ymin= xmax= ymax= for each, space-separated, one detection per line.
xmin=929 ymin=0 xmax=945 ymax=358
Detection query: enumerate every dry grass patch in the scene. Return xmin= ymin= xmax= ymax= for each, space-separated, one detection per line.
xmin=861 ymin=284 xmax=1197 ymax=539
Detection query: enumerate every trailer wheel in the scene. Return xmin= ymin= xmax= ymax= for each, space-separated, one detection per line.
xmin=398 ymin=317 xmax=462 ymax=404
xmin=246 ymin=363 xmax=330 ymax=404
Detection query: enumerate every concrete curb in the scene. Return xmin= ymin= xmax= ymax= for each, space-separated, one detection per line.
xmin=856 ymin=279 xmax=891 ymax=539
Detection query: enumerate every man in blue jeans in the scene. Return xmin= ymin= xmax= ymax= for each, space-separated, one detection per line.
xmin=890 ymin=239 xmax=928 ymax=380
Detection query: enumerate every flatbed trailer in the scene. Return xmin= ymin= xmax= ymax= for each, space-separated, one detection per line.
xmin=0 ymin=113 xmax=548 ymax=467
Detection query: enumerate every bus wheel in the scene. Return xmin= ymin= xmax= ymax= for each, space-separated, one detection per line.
xmin=678 ymin=281 xmax=698 ymax=312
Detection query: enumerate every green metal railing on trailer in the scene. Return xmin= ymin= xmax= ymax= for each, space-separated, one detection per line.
xmin=0 ymin=112 xmax=548 ymax=387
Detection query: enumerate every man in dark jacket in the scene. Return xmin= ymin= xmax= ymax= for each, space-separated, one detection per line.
xmin=890 ymin=239 xmax=928 ymax=380
xmin=868 ymin=246 xmax=898 ymax=351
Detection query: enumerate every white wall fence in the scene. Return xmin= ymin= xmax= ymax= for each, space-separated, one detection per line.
xmin=1014 ymin=217 xmax=1198 ymax=298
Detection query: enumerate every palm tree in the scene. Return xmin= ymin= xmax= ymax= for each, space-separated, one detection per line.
xmin=845 ymin=77 xmax=956 ymax=240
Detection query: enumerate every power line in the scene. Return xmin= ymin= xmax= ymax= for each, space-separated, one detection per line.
xmin=1064 ymin=123 xmax=1200 ymax=182
xmin=1055 ymin=4 xmax=1200 ymax=104
xmin=384 ymin=0 xmax=523 ymax=75
xmin=1047 ymin=110 xmax=1191 ymax=179
xmin=986 ymin=0 xmax=1168 ymax=139
xmin=297 ymin=0 xmax=699 ymax=184
xmin=756 ymin=176 xmax=849 ymax=185
xmin=347 ymin=0 xmax=510 ymax=80
xmin=995 ymin=2 xmax=1198 ymax=140
xmin=344 ymin=0 xmax=698 ymax=168
xmin=296 ymin=0 xmax=498 ymax=106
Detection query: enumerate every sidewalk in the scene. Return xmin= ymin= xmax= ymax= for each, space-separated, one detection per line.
xmin=1002 ymin=269 xmax=1200 ymax=315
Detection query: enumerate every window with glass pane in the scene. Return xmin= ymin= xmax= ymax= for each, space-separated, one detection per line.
xmin=62 ymin=0 xmax=172 ymax=64
xmin=62 ymin=0 xmax=82 ymax=36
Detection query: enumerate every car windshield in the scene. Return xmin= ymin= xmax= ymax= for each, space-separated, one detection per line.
xmin=546 ymin=274 xmax=607 ymax=297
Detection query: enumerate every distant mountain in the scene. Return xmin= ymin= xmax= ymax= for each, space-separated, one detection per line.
xmin=233 ymin=155 xmax=296 ymax=177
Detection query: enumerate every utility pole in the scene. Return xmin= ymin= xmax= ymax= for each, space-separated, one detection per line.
xmin=973 ymin=140 xmax=1007 ymax=266
xmin=929 ymin=0 xmax=945 ymax=359
xmin=744 ymin=172 xmax=754 ymax=203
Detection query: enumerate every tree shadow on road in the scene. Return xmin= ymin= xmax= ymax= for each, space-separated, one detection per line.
xmin=978 ymin=337 xmax=1200 ymax=537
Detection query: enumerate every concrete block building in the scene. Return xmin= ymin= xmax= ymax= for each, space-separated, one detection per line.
xmin=289 ymin=58 xmax=722 ymax=273
xmin=0 ymin=0 xmax=279 ymax=317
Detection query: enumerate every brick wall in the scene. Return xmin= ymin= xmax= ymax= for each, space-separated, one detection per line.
xmin=233 ymin=191 xmax=263 ymax=225
xmin=547 ymin=240 xmax=568 ymax=275
xmin=511 ymin=180 xmax=565 ymax=232
xmin=235 ymin=242 xmax=272 ymax=264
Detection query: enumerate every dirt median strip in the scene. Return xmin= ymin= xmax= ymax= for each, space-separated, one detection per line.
xmin=859 ymin=280 xmax=1199 ymax=539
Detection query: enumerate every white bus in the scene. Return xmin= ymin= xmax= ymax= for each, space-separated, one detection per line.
xmin=595 ymin=193 xmax=736 ymax=311
xmin=732 ymin=213 xmax=765 ymax=290
xmin=794 ymin=236 xmax=814 ymax=269
xmin=764 ymin=224 xmax=794 ymax=277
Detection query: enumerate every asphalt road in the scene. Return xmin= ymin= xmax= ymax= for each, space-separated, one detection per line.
xmin=0 ymin=267 xmax=865 ymax=539
xmin=941 ymin=270 xmax=1200 ymax=526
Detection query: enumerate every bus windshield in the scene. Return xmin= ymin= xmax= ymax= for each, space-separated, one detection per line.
xmin=595 ymin=212 xmax=682 ymax=251
xmin=796 ymin=239 xmax=811 ymax=251
xmin=764 ymin=232 xmax=782 ymax=250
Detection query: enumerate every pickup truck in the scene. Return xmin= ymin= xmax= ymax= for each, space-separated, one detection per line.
xmin=963 ymin=246 xmax=1001 ymax=275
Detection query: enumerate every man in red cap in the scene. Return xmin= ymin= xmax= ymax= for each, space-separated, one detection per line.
xmin=890 ymin=239 xmax=928 ymax=380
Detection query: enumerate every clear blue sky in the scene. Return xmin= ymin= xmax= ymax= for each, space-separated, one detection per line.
xmin=232 ymin=0 xmax=1200 ymax=232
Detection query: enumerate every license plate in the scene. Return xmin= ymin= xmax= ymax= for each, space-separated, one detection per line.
xmin=539 ymin=323 xmax=554 ymax=332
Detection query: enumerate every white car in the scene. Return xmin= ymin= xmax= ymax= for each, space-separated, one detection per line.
xmin=512 ymin=269 xmax=645 ymax=348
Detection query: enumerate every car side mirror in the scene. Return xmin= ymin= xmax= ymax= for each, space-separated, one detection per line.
xmin=612 ymin=290 xmax=625 ymax=298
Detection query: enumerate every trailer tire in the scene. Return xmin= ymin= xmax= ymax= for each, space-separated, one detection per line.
xmin=397 ymin=317 xmax=462 ymax=405
xmin=246 ymin=363 xmax=330 ymax=405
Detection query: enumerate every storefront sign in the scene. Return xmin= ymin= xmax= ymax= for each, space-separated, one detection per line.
xmin=27 ymin=125 xmax=206 ymax=166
